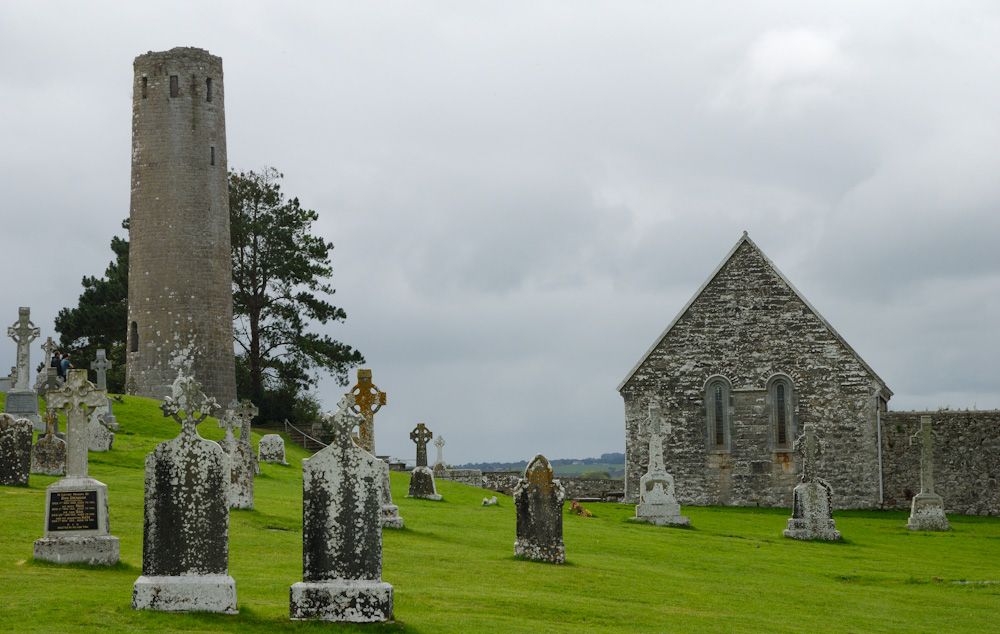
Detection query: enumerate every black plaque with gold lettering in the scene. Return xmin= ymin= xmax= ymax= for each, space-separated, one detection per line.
xmin=47 ymin=490 xmax=99 ymax=531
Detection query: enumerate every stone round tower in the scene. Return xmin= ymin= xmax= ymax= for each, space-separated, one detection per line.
xmin=126 ymin=47 xmax=236 ymax=404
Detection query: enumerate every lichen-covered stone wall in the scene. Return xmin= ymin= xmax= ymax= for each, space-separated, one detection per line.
xmin=881 ymin=411 xmax=1000 ymax=516
xmin=436 ymin=468 xmax=483 ymax=487
xmin=620 ymin=239 xmax=887 ymax=509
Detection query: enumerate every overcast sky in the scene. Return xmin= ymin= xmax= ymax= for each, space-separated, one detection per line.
xmin=2 ymin=2 xmax=999 ymax=464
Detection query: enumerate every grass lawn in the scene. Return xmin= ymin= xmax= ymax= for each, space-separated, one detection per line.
xmin=1 ymin=393 xmax=998 ymax=633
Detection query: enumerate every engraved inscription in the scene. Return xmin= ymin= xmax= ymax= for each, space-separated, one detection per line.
xmin=48 ymin=490 xmax=99 ymax=531
xmin=5 ymin=392 xmax=37 ymax=411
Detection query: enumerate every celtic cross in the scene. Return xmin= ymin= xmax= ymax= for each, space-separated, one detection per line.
xmin=346 ymin=369 xmax=386 ymax=454
xmin=325 ymin=394 xmax=364 ymax=450
xmin=795 ymin=423 xmax=821 ymax=483
xmin=433 ymin=435 xmax=446 ymax=467
xmin=910 ymin=416 xmax=940 ymax=495
xmin=91 ymin=349 xmax=111 ymax=390
xmin=228 ymin=399 xmax=259 ymax=445
xmin=47 ymin=369 xmax=107 ymax=477
xmin=41 ymin=337 xmax=57 ymax=368
xmin=159 ymin=374 xmax=220 ymax=436
xmin=410 ymin=423 xmax=433 ymax=467
xmin=645 ymin=403 xmax=670 ymax=474
xmin=8 ymin=307 xmax=40 ymax=391
xmin=43 ymin=408 xmax=59 ymax=437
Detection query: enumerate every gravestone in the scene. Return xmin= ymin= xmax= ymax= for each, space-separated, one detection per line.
xmin=630 ymin=404 xmax=689 ymax=527
xmin=782 ymin=423 xmax=841 ymax=541
xmin=218 ymin=399 xmax=259 ymax=509
xmin=33 ymin=370 xmax=120 ymax=565
xmin=432 ymin=435 xmax=447 ymax=477
xmin=513 ymin=454 xmax=566 ymax=563
xmin=0 ymin=367 xmax=14 ymax=393
xmin=906 ymin=416 xmax=951 ymax=531
xmin=346 ymin=369 xmax=401 ymax=528
xmin=5 ymin=308 xmax=42 ymax=430
xmin=290 ymin=395 xmax=393 ymax=622
xmin=0 ymin=413 xmax=32 ymax=486
xmin=31 ymin=410 xmax=66 ymax=476
xmin=90 ymin=349 xmax=118 ymax=430
xmin=258 ymin=434 xmax=287 ymax=465
xmin=87 ymin=418 xmax=115 ymax=452
xmin=132 ymin=375 xmax=237 ymax=613
xmin=407 ymin=423 xmax=441 ymax=501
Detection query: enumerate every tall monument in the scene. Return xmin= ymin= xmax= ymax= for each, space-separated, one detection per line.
xmin=127 ymin=47 xmax=236 ymax=404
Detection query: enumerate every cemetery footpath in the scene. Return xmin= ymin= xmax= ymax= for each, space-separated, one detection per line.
xmin=1 ymin=392 xmax=999 ymax=633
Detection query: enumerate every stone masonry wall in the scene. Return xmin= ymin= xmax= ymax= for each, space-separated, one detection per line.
xmin=127 ymin=47 xmax=236 ymax=405
xmin=482 ymin=472 xmax=623 ymax=501
xmin=436 ymin=468 xmax=483 ymax=487
xmin=881 ymin=411 xmax=1000 ymax=516
xmin=621 ymin=240 xmax=885 ymax=509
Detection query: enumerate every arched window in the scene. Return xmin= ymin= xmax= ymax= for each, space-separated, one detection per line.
xmin=767 ymin=374 xmax=795 ymax=452
xmin=705 ymin=376 xmax=732 ymax=452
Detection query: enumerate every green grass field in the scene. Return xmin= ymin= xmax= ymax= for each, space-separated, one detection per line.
xmin=1 ymin=394 xmax=998 ymax=633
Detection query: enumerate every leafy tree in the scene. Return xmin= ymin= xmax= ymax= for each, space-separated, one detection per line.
xmin=230 ymin=167 xmax=364 ymax=412
xmin=53 ymin=220 xmax=130 ymax=392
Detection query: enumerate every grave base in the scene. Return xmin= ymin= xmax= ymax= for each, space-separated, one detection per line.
xmin=4 ymin=389 xmax=43 ymax=431
xmin=782 ymin=518 xmax=842 ymax=541
xmin=290 ymin=580 xmax=393 ymax=622
xmin=906 ymin=493 xmax=951 ymax=531
xmin=33 ymin=534 xmax=119 ymax=565
xmin=630 ymin=503 xmax=690 ymax=527
xmin=381 ymin=504 xmax=404 ymax=529
xmin=132 ymin=574 xmax=238 ymax=614
xmin=514 ymin=539 xmax=565 ymax=564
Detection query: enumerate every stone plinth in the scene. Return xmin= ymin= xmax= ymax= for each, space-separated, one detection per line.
xmin=4 ymin=391 xmax=42 ymax=431
xmin=33 ymin=475 xmax=120 ymax=565
xmin=379 ymin=460 xmax=403 ymax=529
xmin=406 ymin=466 xmax=442 ymax=501
xmin=514 ymin=454 xmax=566 ymax=564
xmin=906 ymin=493 xmax=952 ymax=531
xmin=133 ymin=575 xmax=238 ymax=613
xmin=0 ymin=413 xmax=32 ymax=486
xmin=782 ymin=481 xmax=842 ymax=541
xmin=259 ymin=434 xmax=287 ymax=464
xmin=290 ymin=395 xmax=393 ymax=623
xmin=87 ymin=419 xmax=115 ymax=452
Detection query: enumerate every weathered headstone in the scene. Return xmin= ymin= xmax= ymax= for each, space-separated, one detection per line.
xmin=513 ymin=454 xmax=566 ymax=563
xmin=218 ymin=399 xmax=259 ymax=509
xmin=290 ymin=395 xmax=393 ymax=622
xmin=906 ymin=416 xmax=951 ymax=531
xmin=630 ymin=404 xmax=689 ymax=527
xmin=87 ymin=418 xmax=115 ymax=452
xmin=432 ymin=435 xmax=447 ymax=477
xmin=782 ymin=423 xmax=841 ymax=541
xmin=31 ymin=410 xmax=66 ymax=476
xmin=482 ymin=496 xmax=498 ymax=506
xmin=5 ymin=308 xmax=42 ymax=430
xmin=132 ymin=375 xmax=237 ymax=613
xmin=90 ymin=349 xmax=118 ymax=430
xmin=33 ymin=370 xmax=120 ymax=564
xmin=407 ymin=423 xmax=441 ymax=501
xmin=0 ymin=413 xmax=32 ymax=486
xmin=258 ymin=434 xmax=288 ymax=465
xmin=346 ymin=369 xmax=402 ymax=528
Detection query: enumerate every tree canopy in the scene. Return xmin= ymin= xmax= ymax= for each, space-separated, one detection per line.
xmin=230 ymin=167 xmax=364 ymax=418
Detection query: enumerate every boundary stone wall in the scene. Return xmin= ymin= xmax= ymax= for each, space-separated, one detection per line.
xmin=482 ymin=472 xmax=623 ymax=501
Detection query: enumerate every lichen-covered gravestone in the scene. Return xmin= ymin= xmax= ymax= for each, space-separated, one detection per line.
xmin=258 ymin=434 xmax=288 ymax=465
xmin=4 ymin=307 xmax=42 ymax=430
xmin=132 ymin=375 xmax=237 ymax=614
xmin=0 ymin=413 xmax=32 ymax=486
xmin=514 ymin=454 xmax=566 ymax=564
xmin=346 ymin=369 xmax=402 ymax=528
xmin=432 ymin=435 xmax=447 ymax=478
xmin=87 ymin=418 xmax=115 ymax=452
xmin=906 ymin=416 xmax=951 ymax=531
xmin=33 ymin=370 xmax=120 ymax=565
xmin=630 ymin=404 xmax=689 ymax=527
xmin=406 ymin=423 xmax=441 ymax=501
xmin=290 ymin=395 xmax=393 ymax=622
xmin=218 ymin=399 xmax=259 ymax=510
xmin=31 ymin=410 xmax=66 ymax=476
xmin=90 ymin=349 xmax=118 ymax=430
xmin=782 ymin=423 xmax=841 ymax=541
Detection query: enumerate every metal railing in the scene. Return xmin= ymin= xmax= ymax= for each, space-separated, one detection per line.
xmin=283 ymin=418 xmax=328 ymax=450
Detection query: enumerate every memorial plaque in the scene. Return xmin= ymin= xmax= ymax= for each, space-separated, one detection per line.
xmin=47 ymin=490 xmax=99 ymax=532
xmin=5 ymin=392 xmax=38 ymax=411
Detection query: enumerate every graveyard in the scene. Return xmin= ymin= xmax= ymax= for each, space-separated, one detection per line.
xmin=2 ymin=392 xmax=998 ymax=634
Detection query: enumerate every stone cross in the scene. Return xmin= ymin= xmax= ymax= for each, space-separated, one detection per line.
xmin=645 ymin=403 xmax=671 ymax=474
xmin=91 ymin=349 xmax=111 ymax=391
xmin=794 ymin=422 xmax=821 ymax=483
xmin=410 ymin=423 xmax=433 ymax=467
xmin=910 ymin=416 xmax=940 ymax=495
xmin=433 ymin=435 xmax=446 ymax=467
xmin=8 ymin=307 xmax=40 ymax=391
xmin=159 ymin=375 xmax=220 ymax=435
xmin=41 ymin=337 xmax=57 ymax=370
xmin=46 ymin=369 xmax=107 ymax=477
xmin=43 ymin=409 xmax=59 ymax=437
xmin=228 ymin=399 xmax=259 ymax=444
xmin=328 ymin=394 xmax=363 ymax=449
xmin=346 ymin=369 xmax=386 ymax=454
xmin=219 ymin=408 xmax=239 ymax=444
